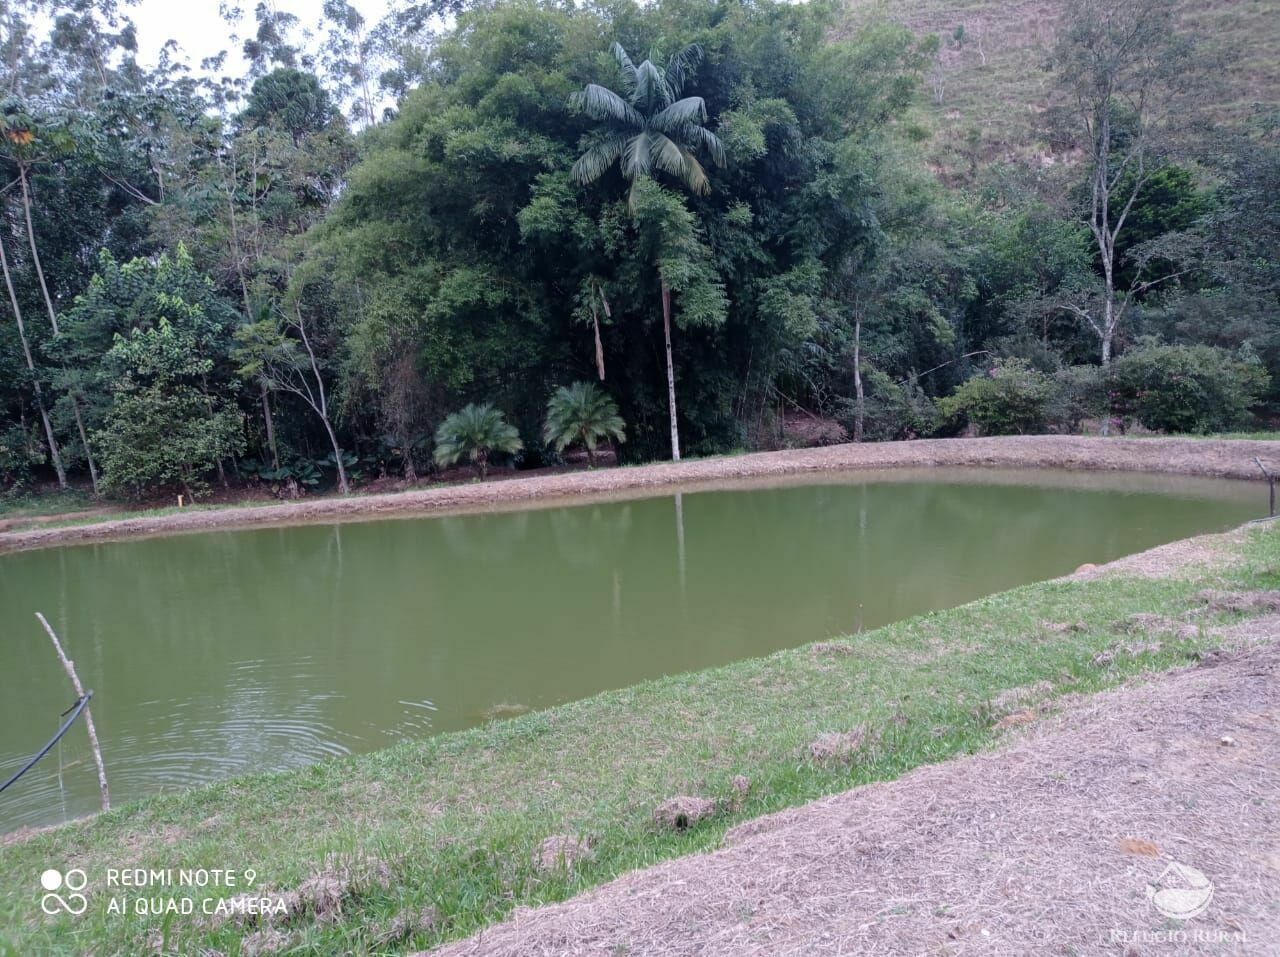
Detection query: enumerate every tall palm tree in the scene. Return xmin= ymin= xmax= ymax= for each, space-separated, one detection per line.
xmin=433 ymin=403 xmax=523 ymax=480
xmin=543 ymin=381 xmax=626 ymax=467
xmin=570 ymin=42 xmax=724 ymax=461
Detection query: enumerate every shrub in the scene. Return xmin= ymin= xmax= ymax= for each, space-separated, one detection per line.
xmin=433 ymin=403 xmax=523 ymax=480
xmin=1106 ymin=344 xmax=1269 ymax=434
xmin=0 ymin=425 xmax=40 ymax=492
xmin=834 ymin=368 xmax=938 ymax=442
xmin=937 ymin=358 xmax=1059 ymax=436
xmin=96 ymin=386 xmax=244 ymax=499
xmin=543 ymin=382 xmax=626 ymax=466
xmin=1050 ymin=365 xmax=1107 ymax=434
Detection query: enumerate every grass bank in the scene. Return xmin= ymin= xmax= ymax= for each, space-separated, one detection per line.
xmin=1 ymin=521 xmax=1277 ymax=955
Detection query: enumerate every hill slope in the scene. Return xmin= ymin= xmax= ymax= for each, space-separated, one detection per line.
xmin=841 ymin=0 xmax=1280 ymax=177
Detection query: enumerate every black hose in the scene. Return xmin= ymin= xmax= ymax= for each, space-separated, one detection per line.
xmin=0 ymin=691 xmax=93 ymax=795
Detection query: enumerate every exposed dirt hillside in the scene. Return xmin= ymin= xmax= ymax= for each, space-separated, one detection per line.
xmin=841 ymin=0 xmax=1280 ymax=179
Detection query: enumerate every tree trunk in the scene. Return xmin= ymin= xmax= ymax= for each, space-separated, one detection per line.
xmin=661 ymin=280 xmax=680 ymax=462
xmin=595 ymin=282 xmax=612 ymax=381
xmin=853 ymin=311 xmax=865 ymax=443
xmin=320 ymin=418 xmax=349 ymax=494
xmin=476 ymin=450 xmax=488 ymax=481
xmin=593 ymin=307 xmax=606 ymax=382
xmin=1099 ymin=290 xmax=1115 ymax=436
xmin=19 ymin=168 xmax=88 ymax=485
xmin=71 ymin=398 xmax=100 ymax=495
xmin=260 ymin=380 xmax=280 ymax=469
xmin=0 ymin=232 xmax=65 ymax=487
xmin=20 ymin=166 xmax=58 ymax=334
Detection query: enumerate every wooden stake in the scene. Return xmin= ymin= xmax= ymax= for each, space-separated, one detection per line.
xmin=35 ymin=613 xmax=110 ymax=811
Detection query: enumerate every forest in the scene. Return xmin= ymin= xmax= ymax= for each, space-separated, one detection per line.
xmin=0 ymin=0 xmax=1276 ymax=500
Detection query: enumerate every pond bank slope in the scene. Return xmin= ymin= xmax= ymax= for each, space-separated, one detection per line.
xmin=427 ymin=623 xmax=1279 ymax=956
xmin=3 ymin=434 xmax=1280 ymax=554
xmin=1 ymin=521 xmax=1278 ymax=955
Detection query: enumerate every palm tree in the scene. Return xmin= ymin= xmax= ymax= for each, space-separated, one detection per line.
xmin=570 ymin=42 xmax=725 ymax=461
xmin=543 ymin=381 xmax=626 ymax=467
xmin=433 ymin=403 xmax=523 ymax=480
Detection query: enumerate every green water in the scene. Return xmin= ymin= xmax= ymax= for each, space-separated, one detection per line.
xmin=0 ymin=469 xmax=1263 ymax=832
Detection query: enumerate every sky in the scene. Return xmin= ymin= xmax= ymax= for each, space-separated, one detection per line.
xmin=127 ymin=0 xmax=394 ymax=75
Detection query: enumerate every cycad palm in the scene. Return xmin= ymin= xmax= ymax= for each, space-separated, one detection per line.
xmin=543 ymin=381 xmax=626 ymax=467
xmin=433 ymin=403 xmax=523 ymax=480
xmin=570 ymin=42 xmax=724 ymax=461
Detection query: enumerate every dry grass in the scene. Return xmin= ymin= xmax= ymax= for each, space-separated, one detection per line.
xmin=425 ymin=638 xmax=1279 ymax=956
xmin=653 ymin=797 xmax=718 ymax=831
xmin=533 ymin=835 xmax=595 ymax=874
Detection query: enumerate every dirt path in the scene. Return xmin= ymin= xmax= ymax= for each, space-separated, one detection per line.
xmin=3 ymin=435 xmax=1279 ymax=555
xmin=425 ymin=638 xmax=1279 ymax=956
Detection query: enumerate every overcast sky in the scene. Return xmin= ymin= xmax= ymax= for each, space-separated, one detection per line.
xmin=127 ymin=0 xmax=394 ymax=75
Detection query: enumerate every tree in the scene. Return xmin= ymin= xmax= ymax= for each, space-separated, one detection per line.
xmin=1051 ymin=0 xmax=1205 ymax=373
xmin=433 ymin=403 xmax=522 ymax=480
xmin=0 ymin=229 xmax=65 ymax=487
xmin=235 ymin=300 xmax=352 ymax=494
xmin=0 ymin=102 xmax=95 ymax=490
xmin=937 ymin=358 xmax=1058 ymax=436
xmin=570 ymin=41 xmax=726 ymax=461
xmin=1107 ymin=343 xmax=1268 ymax=434
xmin=320 ymin=0 xmax=379 ymax=128
xmin=543 ymin=381 xmax=626 ymax=466
xmin=240 ymin=68 xmax=339 ymax=146
xmin=96 ymin=318 xmax=245 ymax=498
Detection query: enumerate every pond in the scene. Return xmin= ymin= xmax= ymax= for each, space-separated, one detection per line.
xmin=0 ymin=468 xmax=1264 ymax=832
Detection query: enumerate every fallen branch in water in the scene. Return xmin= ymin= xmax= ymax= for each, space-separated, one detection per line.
xmin=35 ymin=612 xmax=110 ymax=811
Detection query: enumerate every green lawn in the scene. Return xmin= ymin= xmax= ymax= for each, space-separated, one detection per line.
xmin=1 ymin=524 xmax=1277 ymax=955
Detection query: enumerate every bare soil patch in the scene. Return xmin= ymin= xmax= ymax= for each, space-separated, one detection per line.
xmin=2 ymin=436 xmax=1277 ymax=555
xmin=425 ymin=641 xmax=1279 ymax=956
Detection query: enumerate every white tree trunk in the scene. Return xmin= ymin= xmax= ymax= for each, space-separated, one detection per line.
xmin=71 ymin=398 xmax=100 ymax=495
xmin=853 ymin=312 xmax=865 ymax=443
xmin=661 ymin=280 xmax=680 ymax=461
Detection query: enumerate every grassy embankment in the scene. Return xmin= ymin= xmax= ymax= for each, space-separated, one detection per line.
xmin=1 ymin=521 xmax=1277 ymax=955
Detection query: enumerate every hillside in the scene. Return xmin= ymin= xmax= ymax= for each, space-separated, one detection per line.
xmin=841 ymin=0 xmax=1280 ymax=178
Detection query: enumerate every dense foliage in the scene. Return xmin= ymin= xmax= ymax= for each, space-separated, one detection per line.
xmin=1107 ymin=344 xmax=1269 ymax=435
xmin=0 ymin=0 xmax=1276 ymax=499
xmin=937 ymin=359 xmax=1058 ymax=437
